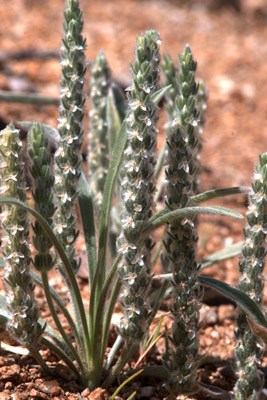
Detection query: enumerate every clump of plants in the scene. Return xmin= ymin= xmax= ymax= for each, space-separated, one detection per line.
xmin=0 ymin=0 xmax=267 ymax=398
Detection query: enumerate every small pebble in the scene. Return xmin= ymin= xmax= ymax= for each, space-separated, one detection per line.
xmin=4 ymin=381 xmax=13 ymax=390
xmin=217 ymin=304 xmax=235 ymax=324
xmin=139 ymin=386 xmax=154 ymax=397
xmin=88 ymin=387 xmax=108 ymax=400
xmin=55 ymin=363 xmax=77 ymax=381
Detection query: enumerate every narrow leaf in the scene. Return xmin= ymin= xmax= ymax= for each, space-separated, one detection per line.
xmin=151 ymin=84 xmax=172 ymax=104
xmin=97 ymin=118 xmax=128 ymax=291
xmin=0 ymin=197 xmax=90 ymax=355
xmin=107 ymin=87 xmax=122 ymax=153
xmin=109 ymin=369 xmax=143 ymax=400
xmin=126 ymin=392 xmax=136 ymax=400
xmin=191 ymin=186 xmax=250 ymax=204
xmin=200 ymin=241 xmax=243 ymax=270
xmin=136 ymin=317 xmax=164 ymax=368
xmin=199 ymin=276 xmax=267 ymax=328
xmin=198 ymin=382 xmax=231 ymax=400
xmin=78 ymin=169 xmax=97 ymax=285
xmin=41 ymin=337 xmax=84 ymax=385
xmin=0 ymin=294 xmax=8 ymax=326
xmin=31 ymin=270 xmax=81 ymax=347
xmin=111 ymin=82 xmax=128 ymax=121
xmin=155 ymin=141 xmax=167 ymax=182
xmin=143 ymin=206 xmax=243 ymax=237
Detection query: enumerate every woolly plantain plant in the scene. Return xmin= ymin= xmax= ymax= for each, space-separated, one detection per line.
xmin=234 ymin=153 xmax=267 ymax=400
xmin=0 ymin=0 xmax=267 ymax=397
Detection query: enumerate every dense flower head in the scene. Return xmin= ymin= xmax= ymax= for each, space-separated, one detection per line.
xmin=28 ymin=122 xmax=56 ymax=272
xmin=88 ymin=50 xmax=111 ymax=211
xmin=162 ymin=47 xmax=202 ymax=394
xmin=0 ymin=123 xmax=42 ymax=346
xmin=234 ymin=153 xmax=267 ymax=399
xmin=117 ymin=30 xmax=161 ymax=341
xmin=55 ymin=0 xmax=86 ymax=273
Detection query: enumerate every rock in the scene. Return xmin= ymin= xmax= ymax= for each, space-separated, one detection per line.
xmin=29 ymin=388 xmax=49 ymax=399
xmin=55 ymin=363 xmax=77 ymax=381
xmin=37 ymin=380 xmax=60 ymax=395
xmin=139 ymin=386 xmax=154 ymax=397
xmin=0 ymin=393 xmax=10 ymax=400
xmin=0 ymin=364 xmax=21 ymax=380
xmin=199 ymin=305 xmax=217 ymax=325
xmin=217 ymin=305 xmax=235 ymax=325
xmin=50 ymin=385 xmax=64 ymax=398
xmin=81 ymin=388 xmax=90 ymax=398
xmin=87 ymin=387 xmax=108 ymax=400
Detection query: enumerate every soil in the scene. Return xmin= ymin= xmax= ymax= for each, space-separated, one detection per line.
xmin=0 ymin=0 xmax=267 ymax=399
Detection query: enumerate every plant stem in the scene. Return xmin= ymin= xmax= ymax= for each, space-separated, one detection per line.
xmin=29 ymin=345 xmax=55 ymax=377
xmin=103 ymin=341 xmax=137 ymax=388
xmin=41 ymin=271 xmax=86 ymax=377
xmin=41 ymin=336 xmax=84 ymax=385
xmin=234 ymin=153 xmax=267 ymax=399
xmin=104 ymin=335 xmax=123 ymax=371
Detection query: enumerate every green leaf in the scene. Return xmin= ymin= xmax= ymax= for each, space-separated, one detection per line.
xmin=109 ymin=369 xmax=143 ymax=400
xmin=41 ymin=336 xmax=84 ymax=385
xmin=31 ymin=270 xmax=81 ymax=348
xmin=97 ymin=117 xmax=128 ymax=291
xmin=0 ymin=256 xmax=4 ymax=269
xmin=143 ymin=206 xmax=243 ymax=237
xmin=191 ymin=186 xmax=250 ymax=204
xmin=151 ymin=84 xmax=172 ymax=105
xmin=17 ymin=121 xmax=60 ymax=143
xmin=78 ymin=169 xmax=97 ymax=285
xmin=126 ymin=392 xmax=136 ymax=400
xmin=111 ymin=82 xmax=128 ymax=121
xmin=199 ymin=276 xmax=267 ymax=328
xmin=107 ymin=87 xmax=122 ymax=153
xmin=0 ymin=294 xmax=8 ymax=326
xmin=0 ymin=294 xmax=70 ymax=353
xmin=40 ymin=318 xmax=69 ymax=353
xmin=154 ymin=141 xmax=167 ymax=182
xmin=92 ymin=255 xmax=122 ymax=367
xmin=0 ymin=197 xmax=90 ymax=357
xmin=200 ymin=241 xmax=243 ymax=270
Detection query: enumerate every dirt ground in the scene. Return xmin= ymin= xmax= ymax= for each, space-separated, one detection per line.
xmin=0 ymin=0 xmax=267 ymax=399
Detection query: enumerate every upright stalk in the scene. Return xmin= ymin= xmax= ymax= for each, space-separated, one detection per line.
xmin=0 ymin=124 xmax=46 ymax=367
xmin=117 ymin=30 xmax=161 ymax=341
xmin=54 ymin=0 xmax=86 ymax=274
xmin=234 ymin=153 xmax=267 ymax=400
xmin=53 ymin=0 xmax=90 ymax=367
xmin=88 ymin=50 xmax=111 ymax=213
xmin=163 ymin=45 xmax=201 ymax=395
xmin=105 ymin=30 xmax=161 ymax=386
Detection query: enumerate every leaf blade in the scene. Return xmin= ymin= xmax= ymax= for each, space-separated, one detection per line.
xmin=200 ymin=241 xmax=243 ymax=270
xmin=78 ymin=169 xmax=97 ymax=285
xmin=199 ymin=276 xmax=267 ymax=328
xmin=143 ymin=206 xmax=243 ymax=237
xmin=151 ymin=84 xmax=172 ymax=105
xmin=191 ymin=186 xmax=250 ymax=204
